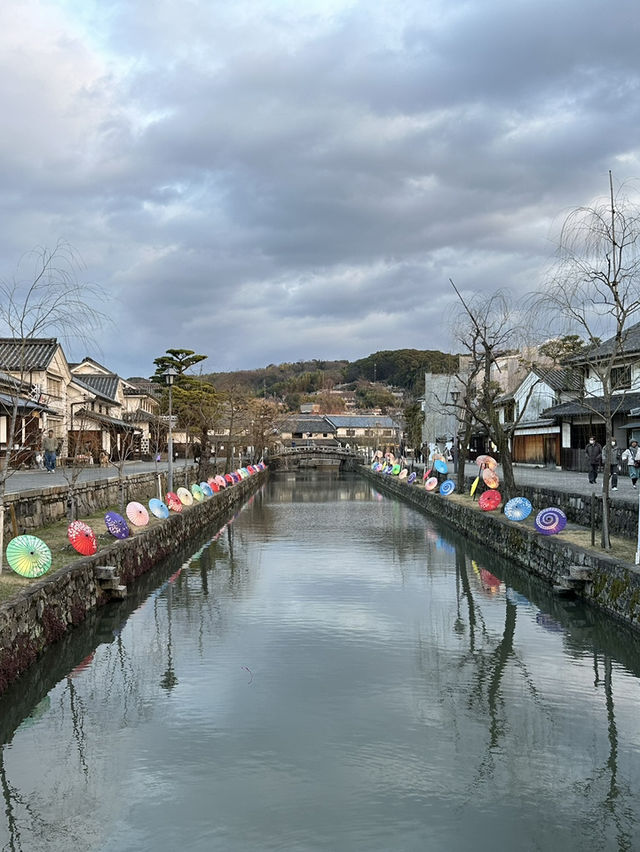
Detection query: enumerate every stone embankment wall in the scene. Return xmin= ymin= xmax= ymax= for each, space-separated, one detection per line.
xmin=364 ymin=469 xmax=640 ymax=633
xmin=2 ymin=466 xmax=199 ymax=538
xmin=460 ymin=476 xmax=637 ymax=540
xmin=0 ymin=472 xmax=265 ymax=695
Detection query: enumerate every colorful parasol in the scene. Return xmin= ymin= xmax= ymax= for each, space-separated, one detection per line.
xmin=104 ymin=511 xmax=130 ymax=539
xmin=423 ymin=469 xmax=432 ymax=480
xmin=535 ymin=507 xmax=567 ymax=535
xmin=177 ymin=487 xmax=194 ymax=506
xmin=439 ymin=479 xmax=456 ymax=495
xmin=504 ymin=497 xmax=533 ymax=522
xmin=211 ymin=482 xmax=220 ymax=492
xmin=399 ymin=469 xmax=408 ymax=480
xmin=470 ymin=476 xmax=480 ymax=497
xmin=126 ymin=501 xmax=149 ymax=527
xmin=407 ymin=472 xmax=417 ymax=484
xmin=478 ymin=490 xmax=502 ymax=511
xmin=191 ymin=484 xmax=204 ymax=502
xmin=200 ymin=482 xmax=213 ymax=497
xmin=149 ymin=498 xmax=170 ymax=519
xmin=391 ymin=464 xmax=401 ymax=475
xmin=6 ymin=534 xmax=52 ymax=577
xmin=215 ymin=475 xmax=227 ymax=488
xmin=67 ymin=520 xmax=97 ymax=556
xmin=425 ymin=476 xmax=439 ymax=491
xmin=166 ymin=492 xmax=183 ymax=512
xmin=476 ymin=455 xmax=498 ymax=469
xmin=482 ymin=469 xmax=500 ymax=489
xmin=224 ymin=474 xmax=234 ymax=485
xmin=434 ymin=459 xmax=448 ymax=474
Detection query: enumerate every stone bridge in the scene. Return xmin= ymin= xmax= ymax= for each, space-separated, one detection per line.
xmin=267 ymin=446 xmax=365 ymax=471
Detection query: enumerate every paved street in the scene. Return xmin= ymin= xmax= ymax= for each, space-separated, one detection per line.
xmin=3 ymin=458 xmax=640 ymax=505
xmin=1 ymin=460 xmax=195 ymax=494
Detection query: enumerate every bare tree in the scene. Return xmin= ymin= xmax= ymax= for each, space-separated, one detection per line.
xmin=450 ymin=283 xmax=541 ymax=500
xmin=533 ymin=172 xmax=640 ymax=548
xmin=0 ymin=242 xmax=107 ymax=571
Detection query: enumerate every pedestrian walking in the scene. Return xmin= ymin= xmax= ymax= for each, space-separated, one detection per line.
xmin=603 ymin=438 xmax=622 ymax=490
xmin=622 ymin=439 xmax=640 ymax=488
xmin=41 ymin=429 xmax=59 ymax=473
xmin=585 ymin=436 xmax=602 ymax=485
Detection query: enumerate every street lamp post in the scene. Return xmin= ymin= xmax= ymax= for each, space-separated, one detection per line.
xmin=450 ymin=390 xmax=460 ymax=476
xmin=164 ymin=368 xmax=178 ymax=493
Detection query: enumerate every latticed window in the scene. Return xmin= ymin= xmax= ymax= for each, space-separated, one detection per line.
xmin=611 ymin=365 xmax=631 ymax=390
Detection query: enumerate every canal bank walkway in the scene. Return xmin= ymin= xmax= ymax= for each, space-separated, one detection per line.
xmin=3 ymin=459 xmax=640 ymax=504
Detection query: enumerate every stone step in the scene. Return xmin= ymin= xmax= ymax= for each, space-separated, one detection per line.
xmin=108 ymin=585 xmax=127 ymax=600
xmin=568 ymin=565 xmax=592 ymax=581
xmin=94 ymin=566 xmax=118 ymax=580
xmin=99 ymin=578 xmax=122 ymax=590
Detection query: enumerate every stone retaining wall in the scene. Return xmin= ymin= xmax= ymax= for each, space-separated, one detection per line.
xmin=0 ymin=471 xmax=265 ymax=695
xmin=2 ymin=466 xmax=200 ymax=537
xmin=460 ymin=475 xmax=638 ymax=540
xmin=364 ymin=469 xmax=640 ymax=633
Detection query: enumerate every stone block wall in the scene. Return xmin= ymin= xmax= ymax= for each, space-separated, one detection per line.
xmin=2 ymin=466 xmax=200 ymax=538
xmin=0 ymin=471 xmax=265 ymax=695
xmin=365 ymin=470 xmax=640 ymax=633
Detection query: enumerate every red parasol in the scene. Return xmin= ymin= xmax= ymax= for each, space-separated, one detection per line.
xmin=166 ymin=491 xmax=183 ymax=512
xmin=67 ymin=520 xmax=98 ymax=556
xmin=478 ymin=490 xmax=502 ymax=511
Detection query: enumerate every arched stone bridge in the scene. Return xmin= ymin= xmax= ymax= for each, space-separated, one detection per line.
xmin=267 ymin=446 xmax=365 ymax=471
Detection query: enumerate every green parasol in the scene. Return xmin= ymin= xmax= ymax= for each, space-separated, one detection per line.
xmin=6 ymin=534 xmax=52 ymax=578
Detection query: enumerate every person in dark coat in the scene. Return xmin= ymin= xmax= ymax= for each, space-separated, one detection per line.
xmin=585 ymin=436 xmax=602 ymax=484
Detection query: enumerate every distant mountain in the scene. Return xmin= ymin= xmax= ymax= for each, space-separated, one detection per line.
xmin=205 ymin=349 xmax=457 ymax=403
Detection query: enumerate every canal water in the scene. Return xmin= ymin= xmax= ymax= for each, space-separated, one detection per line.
xmin=1 ymin=472 xmax=640 ymax=852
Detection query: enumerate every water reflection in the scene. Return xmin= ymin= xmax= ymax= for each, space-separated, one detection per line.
xmin=0 ymin=472 xmax=639 ymax=851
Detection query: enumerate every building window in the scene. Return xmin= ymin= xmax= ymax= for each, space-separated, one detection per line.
xmin=611 ymin=365 xmax=631 ymax=390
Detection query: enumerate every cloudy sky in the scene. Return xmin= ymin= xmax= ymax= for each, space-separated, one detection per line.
xmin=1 ymin=0 xmax=639 ymax=378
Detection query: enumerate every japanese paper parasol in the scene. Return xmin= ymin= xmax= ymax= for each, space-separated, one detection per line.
xmin=434 ymin=459 xmax=448 ymax=474
xmin=240 ymin=467 xmax=250 ymax=478
xmin=439 ymin=479 xmax=456 ymax=495
xmin=504 ymin=497 xmax=533 ymax=522
xmin=177 ymin=487 xmax=194 ymax=506
xmin=104 ymin=511 xmax=130 ymax=539
xmin=166 ymin=492 xmax=183 ymax=512
xmin=407 ymin=472 xmax=417 ymax=484
xmin=200 ymin=482 xmax=213 ymax=497
xmin=399 ymin=469 xmax=408 ymax=480
xmin=215 ymin=475 xmax=227 ymax=488
xmin=470 ymin=476 xmax=480 ymax=497
xmin=478 ymin=490 xmax=502 ymax=511
xmin=6 ymin=534 xmax=52 ymax=577
xmin=535 ymin=507 xmax=567 ymax=535
xmin=371 ymin=461 xmax=379 ymax=470
xmin=476 ymin=455 xmax=498 ymax=469
xmin=391 ymin=464 xmax=401 ymax=475
xmin=425 ymin=476 xmax=438 ymax=491
xmin=191 ymin=484 xmax=204 ymax=502
xmin=126 ymin=501 xmax=149 ymax=527
xmin=211 ymin=482 xmax=220 ymax=493
xmin=224 ymin=474 xmax=234 ymax=485
xmin=482 ymin=469 xmax=500 ymax=489
xmin=67 ymin=520 xmax=97 ymax=556
xmin=149 ymin=498 xmax=170 ymax=519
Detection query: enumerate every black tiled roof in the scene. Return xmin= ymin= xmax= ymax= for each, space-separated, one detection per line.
xmin=565 ymin=321 xmax=640 ymax=363
xmin=543 ymin=392 xmax=640 ymax=418
xmin=0 ymin=338 xmax=58 ymax=371
xmin=73 ymin=373 xmax=120 ymax=402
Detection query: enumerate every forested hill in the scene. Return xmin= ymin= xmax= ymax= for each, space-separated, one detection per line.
xmin=206 ymin=349 xmax=458 ymax=398
xmin=343 ymin=349 xmax=459 ymax=392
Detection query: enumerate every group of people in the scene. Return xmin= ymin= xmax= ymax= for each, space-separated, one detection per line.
xmin=585 ymin=436 xmax=640 ymax=489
